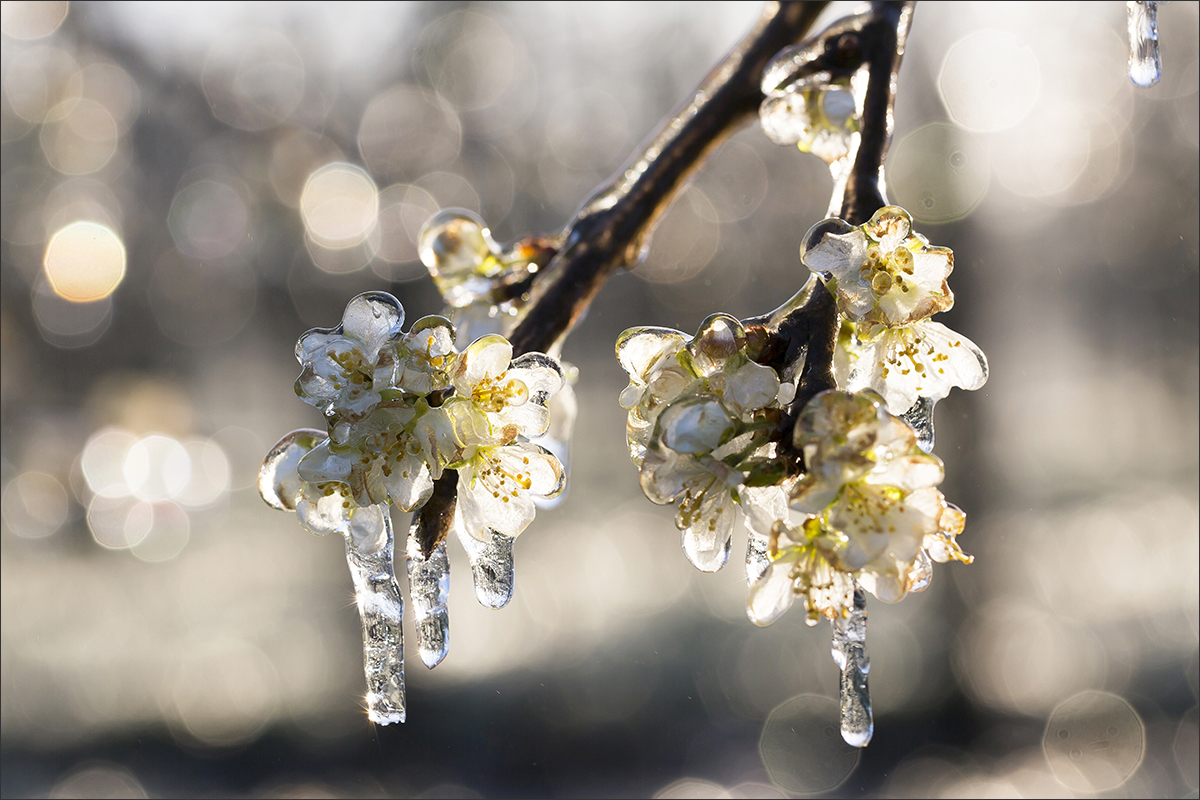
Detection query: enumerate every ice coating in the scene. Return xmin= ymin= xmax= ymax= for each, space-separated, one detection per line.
xmin=406 ymin=537 xmax=450 ymax=669
xmin=345 ymin=509 xmax=406 ymax=725
xmin=830 ymin=585 xmax=872 ymax=747
xmin=1127 ymin=1 xmax=1161 ymax=88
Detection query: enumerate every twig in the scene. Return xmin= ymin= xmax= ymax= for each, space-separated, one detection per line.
xmin=508 ymin=1 xmax=831 ymax=356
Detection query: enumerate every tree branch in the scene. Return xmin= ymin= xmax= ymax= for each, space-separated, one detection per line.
xmin=508 ymin=0 xmax=831 ymax=356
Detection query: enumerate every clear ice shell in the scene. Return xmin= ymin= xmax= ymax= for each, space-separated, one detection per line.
xmin=1127 ymin=1 xmax=1161 ymax=88
xmin=456 ymin=526 xmax=515 ymax=609
xmin=900 ymin=396 xmax=937 ymax=453
xmin=417 ymin=208 xmax=501 ymax=308
xmin=830 ymin=586 xmax=873 ymax=747
xmin=259 ymin=428 xmax=327 ymax=511
xmin=406 ymin=537 xmax=450 ymax=669
xmin=346 ymin=507 xmax=406 ymax=724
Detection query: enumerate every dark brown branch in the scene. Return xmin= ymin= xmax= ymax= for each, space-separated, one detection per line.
xmin=411 ymin=474 xmax=457 ymax=559
xmin=792 ymin=1 xmax=914 ymax=418
xmin=508 ymin=1 xmax=831 ymax=356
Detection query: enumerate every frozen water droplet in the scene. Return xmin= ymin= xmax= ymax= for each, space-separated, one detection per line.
xmin=406 ymin=536 xmax=450 ymax=669
xmin=901 ymin=396 xmax=937 ymax=452
xmin=1127 ymin=1 xmax=1162 ymax=88
xmin=759 ymin=81 xmax=860 ymax=165
xmin=457 ymin=526 xmax=515 ymax=608
xmin=345 ymin=507 xmax=405 ymax=724
xmin=259 ymin=429 xmax=326 ymax=511
xmin=830 ymin=586 xmax=872 ymax=747
xmin=417 ymin=209 xmax=501 ymax=308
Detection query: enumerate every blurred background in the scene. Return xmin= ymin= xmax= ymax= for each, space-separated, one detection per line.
xmin=1 ymin=1 xmax=1197 ymax=797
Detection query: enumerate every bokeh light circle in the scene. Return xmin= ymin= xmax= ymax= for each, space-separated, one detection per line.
xmin=300 ymin=162 xmax=379 ymax=248
xmin=1 ymin=471 xmax=69 ymax=539
xmin=123 ymin=434 xmax=191 ymax=502
xmin=759 ymin=694 xmax=861 ymax=794
xmin=1043 ymin=690 xmax=1145 ymax=792
xmin=939 ymin=30 xmax=1040 ymax=132
xmin=0 ymin=1 xmax=69 ymax=40
xmin=889 ymin=122 xmax=989 ymax=224
xmin=43 ymin=221 xmax=126 ymax=302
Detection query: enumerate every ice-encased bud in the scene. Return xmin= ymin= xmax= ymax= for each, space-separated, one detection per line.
xmin=259 ymin=428 xmax=326 ymax=511
xmin=691 ymin=313 xmax=744 ymax=374
xmin=760 ymin=81 xmax=860 ymax=164
xmin=418 ymin=209 xmax=500 ymax=307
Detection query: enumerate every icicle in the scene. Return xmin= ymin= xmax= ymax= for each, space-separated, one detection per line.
xmin=344 ymin=509 xmax=406 ymax=725
xmin=901 ymin=396 xmax=937 ymax=452
xmin=406 ymin=536 xmax=450 ymax=669
xmin=830 ymin=585 xmax=872 ymax=747
xmin=457 ymin=525 xmax=516 ymax=609
xmin=1127 ymin=1 xmax=1162 ymax=88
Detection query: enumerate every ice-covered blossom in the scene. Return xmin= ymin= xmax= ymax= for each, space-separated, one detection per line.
xmin=802 ymin=206 xmax=987 ymax=415
xmin=294 ymin=292 xmax=410 ymax=417
xmin=617 ymin=314 xmax=790 ymax=572
xmin=264 ymin=291 xmax=567 ymax=541
xmin=760 ymin=79 xmax=862 ymax=165
xmin=748 ymin=390 xmax=972 ymax=626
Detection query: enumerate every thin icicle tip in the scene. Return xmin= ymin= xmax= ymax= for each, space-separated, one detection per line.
xmin=1127 ymin=1 xmax=1162 ymax=88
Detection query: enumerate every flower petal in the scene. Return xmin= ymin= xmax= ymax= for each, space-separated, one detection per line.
xmin=680 ymin=483 xmax=736 ymax=572
xmin=803 ymin=225 xmax=868 ymax=281
xmin=259 ymin=429 xmax=326 ymax=511
xmin=455 ymin=334 xmax=512 ymax=392
xmin=848 ymin=321 xmax=987 ymax=414
xmin=723 ymin=360 xmax=781 ymax=414
xmin=747 ymin=558 xmax=798 ymax=626
xmin=297 ymin=440 xmax=354 ymax=484
xmin=382 ymin=451 xmax=434 ymax=512
xmin=616 ymin=327 xmax=688 ymax=382
xmin=457 ymin=459 xmax=536 ymax=541
xmin=348 ymin=504 xmax=388 ymax=555
xmin=339 ymin=292 xmax=405 ymax=357
xmin=297 ymin=485 xmax=352 ymax=537
xmin=660 ymin=396 xmax=735 ymax=454
xmin=739 ymin=484 xmax=790 ymax=537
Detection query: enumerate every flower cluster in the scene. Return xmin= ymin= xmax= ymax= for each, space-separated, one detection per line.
xmin=616 ymin=204 xmax=985 ymax=630
xmin=419 ymin=209 xmax=578 ymax=497
xmin=802 ymin=206 xmax=988 ymax=417
xmin=262 ymin=291 xmax=565 ymax=543
xmin=617 ymin=314 xmax=792 ymax=572
xmin=748 ymin=390 xmax=972 ymax=626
